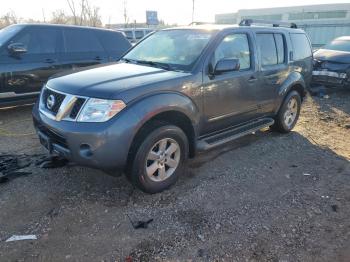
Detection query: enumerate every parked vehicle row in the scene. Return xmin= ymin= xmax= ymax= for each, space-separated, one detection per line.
xmin=0 ymin=24 xmax=131 ymax=107
xmin=33 ymin=20 xmax=312 ymax=193
xmin=117 ymin=28 xmax=153 ymax=44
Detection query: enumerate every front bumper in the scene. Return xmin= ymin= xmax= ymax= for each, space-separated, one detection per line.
xmin=32 ymin=102 xmax=140 ymax=171
xmin=312 ymin=70 xmax=350 ymax=87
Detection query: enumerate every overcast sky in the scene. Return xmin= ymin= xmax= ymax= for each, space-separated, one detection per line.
xmin=2 ymin=0 xmax=350 ymax=25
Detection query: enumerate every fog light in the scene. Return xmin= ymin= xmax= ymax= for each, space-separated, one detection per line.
xmin=80 ymin=144 xmax=93 ymax=158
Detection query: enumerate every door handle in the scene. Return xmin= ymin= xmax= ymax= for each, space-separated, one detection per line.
xmin=248 ymin=76 xmax=258 ymax=83
xmin=45 ymin=58 xmax=56 ymax=64
xmin=95 ymin=56 xmax=102 ymax=61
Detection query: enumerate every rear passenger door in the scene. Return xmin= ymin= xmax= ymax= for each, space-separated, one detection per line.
xmin=202 ymin=31 xmax=259 ymax=133
xmin=256 ymin=32 xmax=289 ymax=115
xmin=61 ymin=28 xmax=108 ymax=71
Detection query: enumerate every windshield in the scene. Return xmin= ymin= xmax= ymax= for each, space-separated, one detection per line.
xmin=0 ymin=24 xmax=23 ymax=48
xmin=323 ymin=39 xmax=350 ymax=52
xmin=123 ymin=29 xmax=215 ymax=71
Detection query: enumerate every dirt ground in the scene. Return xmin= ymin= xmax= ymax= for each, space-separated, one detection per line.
xmin=0 ymin=90 xmax=349 ymax=262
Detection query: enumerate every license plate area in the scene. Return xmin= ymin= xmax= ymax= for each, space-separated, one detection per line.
xmin=38 ymin=131 xmax=52 ymax=153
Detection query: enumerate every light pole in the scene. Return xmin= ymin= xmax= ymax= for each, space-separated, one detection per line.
xmin=192 ymin=0 xmax=195 ymax=23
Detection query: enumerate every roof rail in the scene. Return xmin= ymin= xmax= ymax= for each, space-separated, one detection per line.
xmin=239 ymin=19 xmax=297 ymax=29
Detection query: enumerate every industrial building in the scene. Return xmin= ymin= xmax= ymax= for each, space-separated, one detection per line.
xmin=215 ymin=3 xmax=350 ymax=48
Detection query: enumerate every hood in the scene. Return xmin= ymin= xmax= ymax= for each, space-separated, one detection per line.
xmin=47 ymin=62 xmax=191 ymax=101
xmin=314 ymin=49 xmax=350 ymax=64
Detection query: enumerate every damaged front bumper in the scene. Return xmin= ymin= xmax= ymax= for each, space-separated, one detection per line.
xmin=312 ymin=70 xmax=350 ymax=87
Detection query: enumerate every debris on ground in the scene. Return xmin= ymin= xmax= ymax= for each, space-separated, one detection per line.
xmin=0 ymin=154 xmax=42 ymax=184
xmin=36 ymin=156 xmax=69 ymax=169
xmin=127 ymin=214 xmax=154 ymax=229
xmin=5 ymin=235 xmax=37 ymax=242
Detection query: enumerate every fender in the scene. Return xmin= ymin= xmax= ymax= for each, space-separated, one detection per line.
xmin=274 ymin=71 xmax=306 ymax=114
xmin=127 ymin=91 xmax=201 ymax=140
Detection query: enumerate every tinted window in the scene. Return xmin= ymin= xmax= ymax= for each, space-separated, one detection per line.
xmin=274 ymin=34 xmax=285 ymax=64
xmin=96 ymin=31 xmax=131 ymax=56
xmin=134 ymin=31 xmax=144 ymax=39
xmin=214 ymin=34 xmax=251 ymax=70
xmin=0 ymin=24 xmax=23 ymax=48
xmin=64 ymin=29 xmax=104 ymax=52
xmin=9 ymin=27 xmax=58 ymax=54
xmin=257 ymin=34 xmax=277 ymax=66
xmin=290 ymin=33 xmax=312 ymax=60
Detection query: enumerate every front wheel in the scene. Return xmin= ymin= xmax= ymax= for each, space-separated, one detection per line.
xmin=272 ymin=91 xmax=301 ymax=133
xmin=128 ymin=125 xmax=189 ymax=194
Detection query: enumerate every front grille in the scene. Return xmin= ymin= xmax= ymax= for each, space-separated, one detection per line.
xmin=69 ymin=98 xmax=85 ymax=119
xmin=42 ymin=88 xmax=66 ymax=115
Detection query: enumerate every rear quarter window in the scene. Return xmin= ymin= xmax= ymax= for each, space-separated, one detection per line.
xmin=290 ymin=33 xmax=312 ymax=60
xmin=96 ymin=31 xmax=131 ymax=57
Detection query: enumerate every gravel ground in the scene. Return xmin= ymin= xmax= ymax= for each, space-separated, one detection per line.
xmin=0 ymin=91 xmax=349 ymax=262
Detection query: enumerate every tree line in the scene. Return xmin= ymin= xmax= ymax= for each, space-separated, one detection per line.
xmin=0 ymin=0 xmax=102 ymax=29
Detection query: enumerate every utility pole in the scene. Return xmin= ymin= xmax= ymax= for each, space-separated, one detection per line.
xmin=123 ymin=0 xmax=128 ymax=28
xmin=192 ymin=0 xmax=195 ymax=23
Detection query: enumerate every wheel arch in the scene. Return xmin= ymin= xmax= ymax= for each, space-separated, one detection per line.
xmin=125 ymin=93 xmax=200 ymax=171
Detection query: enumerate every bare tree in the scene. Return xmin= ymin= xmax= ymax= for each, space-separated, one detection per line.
xmin=66 ymin=0 xmax=78 ymax=24
xmin=51 ymin=10 xmax=70 ymax=24
xmin=0 ymin=11 xmax=20 ymax=28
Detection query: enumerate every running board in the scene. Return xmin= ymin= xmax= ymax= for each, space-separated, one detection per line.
xmin=197 ymin=118 xmax=274 ymax=151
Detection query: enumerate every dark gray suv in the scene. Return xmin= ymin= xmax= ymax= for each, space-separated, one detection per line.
xmin=33 ymin=21 xmax=313 ymax=193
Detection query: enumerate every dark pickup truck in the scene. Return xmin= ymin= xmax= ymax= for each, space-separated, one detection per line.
xmin=33 ymin=21 xmax=313 ymax=193
xmin=0 ymin=24 xmax=130 ymax=107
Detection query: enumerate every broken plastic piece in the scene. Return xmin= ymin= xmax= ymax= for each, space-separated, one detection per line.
xmin=5 ymin=235 xmax=37 ymax=242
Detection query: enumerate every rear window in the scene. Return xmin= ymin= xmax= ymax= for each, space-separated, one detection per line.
xmin=96 ymin=31 xmax=131 ymax=57
xmin=290 ymin=33 xmax=312 ymax=60
xmin=64 ymin=28 xmax=104 ymax=52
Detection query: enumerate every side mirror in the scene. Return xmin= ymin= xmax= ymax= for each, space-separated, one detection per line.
xmin=214 ymin=58 xmax=240 ymax=75
xmin=8 ymin=43 xmax=27 ymax=55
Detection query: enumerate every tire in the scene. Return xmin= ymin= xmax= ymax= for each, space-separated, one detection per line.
xmin=272 ymin=90 xmax=301 ymax=133
xmin=128 ymin=125 xmax=189 ymax=194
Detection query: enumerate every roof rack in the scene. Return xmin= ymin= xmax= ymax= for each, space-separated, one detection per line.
xmin=239 ymin=19 xmax=297 ymax=29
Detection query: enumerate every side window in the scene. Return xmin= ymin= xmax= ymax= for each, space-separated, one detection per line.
xmin=274 ymin=34 xmax=285 ymax=64
xmin=97 ymin=31 xmax=131 ymax=56
xmin=64 ymin=29 xmax=104 ymax=53
xmin=10 ymin=27 xmax=58 ymax=54
xmin=256 ymin=33 xmax=278 ymax=66
xmin=290 ymin=33 xmax=312 ymax=60
xmin=213 ymin=33 xmax=251 ymax=70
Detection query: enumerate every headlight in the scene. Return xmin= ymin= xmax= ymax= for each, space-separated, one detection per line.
xmin=77 ymin=98 xmax=126 ymax=122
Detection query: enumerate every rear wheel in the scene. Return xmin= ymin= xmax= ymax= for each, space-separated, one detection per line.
xmin=128 ymin=125 xmax=188 ymax=194
xmin=273 ymin=91 xmax=301 ymax=133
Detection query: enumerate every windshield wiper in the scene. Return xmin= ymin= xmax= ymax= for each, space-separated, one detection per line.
xmin=121 ymin=58 xmax=138 ymax=64
xmin=134 ymin=60 xmax=172 ymax=71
